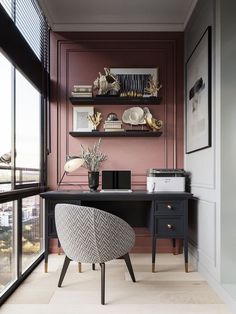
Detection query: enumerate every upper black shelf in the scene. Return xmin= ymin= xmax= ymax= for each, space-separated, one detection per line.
xmin=69 ymin=131 xmax=162 ymax=137
xmin=69 ymin=96 xmax=162 ymax=105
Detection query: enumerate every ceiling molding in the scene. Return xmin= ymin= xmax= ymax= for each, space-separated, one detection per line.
xmin=51 ymin=23 xmax=184 ymax=32
xmin=38 ymin=0 xmax=198 ymax=33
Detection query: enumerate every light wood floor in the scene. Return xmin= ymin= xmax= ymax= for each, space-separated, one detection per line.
xmin=0 ymin=253 xmax=232 ymax=314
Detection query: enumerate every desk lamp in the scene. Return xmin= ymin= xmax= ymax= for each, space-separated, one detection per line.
xmin=57 ymin=156 xmax=84 ymax=190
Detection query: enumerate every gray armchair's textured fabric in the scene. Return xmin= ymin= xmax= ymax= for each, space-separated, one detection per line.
xmin=55 ymin=204 xmax=135 ymax=263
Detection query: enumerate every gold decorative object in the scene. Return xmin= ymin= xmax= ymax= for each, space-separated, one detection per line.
xmin=120 ymin=91 xmax=143 ymax=98
xmin=88 ymin=112 xmax=102 ymax=130
xmin=145 ymin=115 xmax=164 ymax=132
xmin=145 ymin=75 xmax=162 ymax=96
xmin=93 ymin=68 xmax=120 ymax=95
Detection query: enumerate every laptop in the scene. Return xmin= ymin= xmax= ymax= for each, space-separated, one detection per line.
xmin=100 ymin=170 xmax=132 ymax=193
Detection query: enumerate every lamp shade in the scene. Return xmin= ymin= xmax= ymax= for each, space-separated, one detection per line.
xmin=64 ymin=157 xmax=84 ymax=173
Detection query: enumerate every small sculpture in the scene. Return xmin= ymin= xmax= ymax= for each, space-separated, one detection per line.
xmin=106 ymin=112 xmax=118 ymax=121
xmin=145 ymin=116 xmax=163 ymax=132
xmin=144 ymin=108 xmax=163 ymax=132
xmin=88 ymin=112 xmax=102 ymax=131
xmin=145 ymin=75 xmax=162 ymax=96
xmin=93 ymin=68 xmax=120 ymax=96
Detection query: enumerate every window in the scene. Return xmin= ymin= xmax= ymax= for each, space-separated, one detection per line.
xmin=0 ymin=52 xmax=42 ymax=191
xmin=22 ymin=195 xmax=43 ymax=271
xmin=15 ymin=70 xmax=41 ymax=187
xmin=0 ymin=0 xmax=48 ymax=304
xmin=0 ymin=53 xmax=12 ymax=193
xmin=0 ymin=201 xmax=16 ymax=295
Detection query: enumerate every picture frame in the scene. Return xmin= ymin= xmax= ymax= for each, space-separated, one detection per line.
xmin=110 ymin=68 xmax=158 ymax=97
xmin=186 ymin=26 xmax=212 ymax=154
xmin=73 ymin=106 xmax=94 ymax=132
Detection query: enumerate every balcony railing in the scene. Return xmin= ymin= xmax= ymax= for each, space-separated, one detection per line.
xmin=0 ymin=165 xmax=40 ymax=191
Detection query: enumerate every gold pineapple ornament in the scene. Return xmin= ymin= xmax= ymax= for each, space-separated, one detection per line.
xmin=88 ymin=112 xmax=102 ymax=131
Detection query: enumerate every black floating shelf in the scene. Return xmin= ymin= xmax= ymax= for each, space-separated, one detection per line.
xmin=69 ymin=96 xmax=162 ymax=105
xmin=69 ymin=131 xmax=162 ymax=137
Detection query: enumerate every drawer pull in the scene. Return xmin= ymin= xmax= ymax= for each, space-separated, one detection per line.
xmin=167 ymin=224 xmax=173 ymax=229
xmin=167 ymin=204 xmax=172 ymax=209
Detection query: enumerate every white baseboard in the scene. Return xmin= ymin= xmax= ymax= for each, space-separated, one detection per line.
xmin=189 ymin=243 xmax=236 ymax=313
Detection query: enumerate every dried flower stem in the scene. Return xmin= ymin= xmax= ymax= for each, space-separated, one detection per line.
xmin=80 ymin=138 xmax=107 ymax=172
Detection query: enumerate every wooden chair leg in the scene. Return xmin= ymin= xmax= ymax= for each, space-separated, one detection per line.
xmin=92 ymin=263 xmax=95 ymax=270
xmin=57 ymin=239 xmax=61 ymax=255
xmin=123 ymin=253 xmax=136 ymax=282
xmin=58 ymin=256 xmax=71 ymax=287
xmin=100 ymin=263 xmax=105 ymax=305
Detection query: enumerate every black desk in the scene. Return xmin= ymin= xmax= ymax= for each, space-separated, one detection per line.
xmin=40 ymin=191 xmax=193 ymax=273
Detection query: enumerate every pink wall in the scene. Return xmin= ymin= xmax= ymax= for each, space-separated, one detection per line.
xmin=48 ymin=32 xmax=184 ymax=191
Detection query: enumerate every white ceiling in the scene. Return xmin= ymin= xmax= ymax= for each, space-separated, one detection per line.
xmin=38 ymin=0 xmax=198 ymax=32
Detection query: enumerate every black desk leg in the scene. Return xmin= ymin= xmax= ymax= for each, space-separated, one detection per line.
xmin=172 ymin=238 xmax=176 ymax=255
xmin=152 ymin=236 xmax=156 ymax=273
xmin=184 ymin=237 xmax=188 ymax=273
xmin=45 ymin=237 xmax=49 ymax=273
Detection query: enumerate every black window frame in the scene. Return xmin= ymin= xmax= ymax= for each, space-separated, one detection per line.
xmin=0 ymin=0 xmax=49 ymax=305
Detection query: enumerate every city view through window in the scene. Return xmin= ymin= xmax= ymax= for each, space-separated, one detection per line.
xmin=0 ymin=51 xmax=43 ymax=295
xmin=0 ymin=195 xmax=43 ymax=293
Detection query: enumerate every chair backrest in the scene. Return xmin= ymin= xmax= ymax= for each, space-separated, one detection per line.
xmin=55 ymin=204 xmax=135 ymax=263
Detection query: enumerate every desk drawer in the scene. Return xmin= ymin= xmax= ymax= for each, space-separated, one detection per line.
xmin=154 ymin=201 xmax=185 ymax=215
xmin=47 ymin=199 xmax=81 ymax=214
xmin=155 ymin=216 xmax=184 ymax=237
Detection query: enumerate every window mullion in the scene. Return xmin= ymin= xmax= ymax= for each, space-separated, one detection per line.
xmin=11 ymin=66 xmax=16 ymax=191
xmin=16 ymin=198 xmax=22 ymax=278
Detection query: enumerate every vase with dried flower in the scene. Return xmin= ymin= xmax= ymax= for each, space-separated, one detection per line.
xmin=80 ymin=138 xmax=107 ymax=191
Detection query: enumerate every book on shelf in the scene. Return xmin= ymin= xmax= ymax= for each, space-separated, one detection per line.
xmin=104 ymin=120 xmax=122 ymax=128
xmin=73 ymin=85 xmax=92 ymax=92
xmin=71 ymin=92 xmax=93 ymax=97
xmin=103 ymin=124 xmax=122 ymax=129
xmin=104 ymin=120 xmax=122 ymax=123
xmin=104 ymin=128 xmax=125 ymax=132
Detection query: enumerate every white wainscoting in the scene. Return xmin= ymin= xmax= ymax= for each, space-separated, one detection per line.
xmin=188 ymin=194 xmax=219 ymax=280
xmin=185 ymin=147 xmax=215 ymax=190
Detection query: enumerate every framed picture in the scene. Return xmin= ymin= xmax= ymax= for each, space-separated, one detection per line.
xmin=73 ymin=106 xmax=94 ymax=131
xmin=186 ymin=26 xmax=212 ymax=154
xmin=110 ymin=68 xmax=158 ymax=97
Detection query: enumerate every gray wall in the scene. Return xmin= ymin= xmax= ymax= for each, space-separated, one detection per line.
xmin=185 ymin=0 xmax=219 ymax=280
xmin=220 ymin=0 xmax=236 ymax=284
xmin=185 ymin=0 xmax=236 ymax=291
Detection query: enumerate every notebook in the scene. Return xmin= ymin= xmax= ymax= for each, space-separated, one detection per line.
xmin=100 ymin=170 xmax=132 ymax=193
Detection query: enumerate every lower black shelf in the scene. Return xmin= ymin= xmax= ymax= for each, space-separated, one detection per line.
xmin=69 ymin=131 xmax=162 ymax=137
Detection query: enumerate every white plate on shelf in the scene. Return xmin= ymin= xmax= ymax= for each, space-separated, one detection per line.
xmin=122 ymin=107 xmax=145 ymax=125
xmin=122 ymin=107 xmax=152 ymax=125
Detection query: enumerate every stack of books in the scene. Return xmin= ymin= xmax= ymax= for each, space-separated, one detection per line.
xmin=103 ymin=120 xmax=124 ymax=132
xmin=71 ymin=85 xmax=92 ymax=98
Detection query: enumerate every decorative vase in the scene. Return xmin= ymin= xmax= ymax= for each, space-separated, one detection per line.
xmin=88 ymin=171 xmax=99 ymax=192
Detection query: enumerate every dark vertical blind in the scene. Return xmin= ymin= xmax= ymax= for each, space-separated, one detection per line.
xmin=0 ymin=0 xmax=49 ymax=68
xmin=0 ymin=0 xmax=49 ymax=91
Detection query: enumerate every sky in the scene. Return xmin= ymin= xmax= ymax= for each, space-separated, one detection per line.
xmin=0 ymin=52 xmax=40 ymax=169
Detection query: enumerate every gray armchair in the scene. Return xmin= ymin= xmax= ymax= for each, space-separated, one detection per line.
xmin=55 ymin=204 xmax=136 ymax=305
